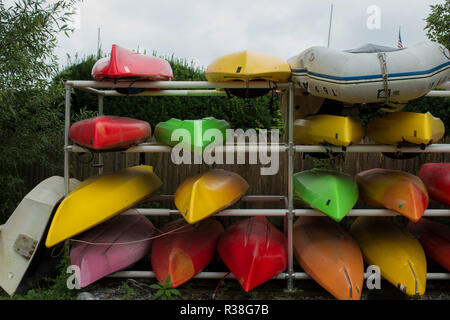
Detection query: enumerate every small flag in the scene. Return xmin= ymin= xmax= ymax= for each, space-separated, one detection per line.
xmin=398 ymin=27 xmax=403 ymax=49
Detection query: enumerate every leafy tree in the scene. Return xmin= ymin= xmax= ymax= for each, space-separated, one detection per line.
xmin=424 ymin=0 xmax=450 ymax=49
xmin=0 ymin=0 xmax=80 ymax=222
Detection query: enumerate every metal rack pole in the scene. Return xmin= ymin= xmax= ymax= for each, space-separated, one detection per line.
xmin=64 ymin=84 xmax=72 ymax=196
xmin=287 ymin=83 xmax=295 ymax=291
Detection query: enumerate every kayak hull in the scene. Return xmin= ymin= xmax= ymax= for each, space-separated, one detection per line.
xmin=154 ymin=117 xmax=230 ymax=153
xmin=367 ymin=112 xmax=445 ymax=146
xmin=69 ymin=116 xmax=151 ymax=151
xmin=70 ymin=214 xmax=156 ymax=288
xmin=356 ymin=168 xmax=429 ymax=222
xmin=45 ymin=166 xmax=163 ymax=247
xmin=0 ymin=177 xmax=79 ymax=296
xmin=92 ymin=44 xmax=173 ymax=81
xmin=293 ymin=169 xmax=359 ymax=221
xmin=294 ymin=115 xmax=364 ymax=147
xmin=205 ymin=50 xmax=291 ymax=83
xmin=175 ymin=169 xmax=249 ymax=224
xmin=350 ymin=217 xmax=427 ymax=296
xmin=408 ymin=218 xmax=450 ymax=271
xmin=419 ymin=163 xmax=450 ymax=205
xmin=217 ymin=216 xmax=287 ymax=292
xmin=151 ymin=218 xmax=224 ymax=288
xmin=293 ymin=217 xmax=364 ymax=300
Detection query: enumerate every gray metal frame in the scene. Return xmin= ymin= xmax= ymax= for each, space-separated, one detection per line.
xmin=63 ymin=80 xmax=450 ymax=290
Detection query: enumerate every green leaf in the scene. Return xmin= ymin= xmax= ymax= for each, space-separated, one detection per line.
xmin=149 ymin=284 xmax=162 ymax=290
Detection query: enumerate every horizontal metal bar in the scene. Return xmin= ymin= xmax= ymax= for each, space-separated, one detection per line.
xmin=130 ymin=208 xmax=450 ymax=217
xmin=108 ymin=271 xmax=450 ymax=281
xmin=436 ymin=81 xmax=450 ymax=89
xmin=65 ymin=80 xmax=291 ymax=90
xmin=150 ymin=195 xmax=285 ymax=202
xmin=77 ymin=87 xmax=106 ymax=96
xmin=295 ymin=144 xmax=450 ymax=153
xmin=426 ymin=90 xmax=450 ymax=97
xmin=102 ymin=89 xmax=229 ymax=97
xmin=66 ymin=143 xmax=289 ymax=153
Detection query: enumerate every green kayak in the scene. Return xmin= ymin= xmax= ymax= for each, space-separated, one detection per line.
xmin=293 ymin=169 xmax=359 ymax=222
xmin=154 ymin=117 xmax=230 ymax=153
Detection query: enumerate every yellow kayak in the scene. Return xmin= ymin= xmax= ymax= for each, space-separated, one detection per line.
xmin=175 ymin=169 xmax=249 ymax=224
xmin=350 ymin=217 xmax=427 ymax=297
xmin=294 ymin=115 xmax=365 ymax=147
xmin=205 ymin=50 xmax=291 ymax=83
xmin=45 ymin=166 xmax=163 ymax=247
xmin=367 ymin=112 xmax=445 ymax=146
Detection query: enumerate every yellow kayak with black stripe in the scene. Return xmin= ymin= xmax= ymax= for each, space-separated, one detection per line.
xmin=45 ymin=166 xmax=163 ymax=247
xmin=350 ymin=217 xmax=427 ymax=297
xmin=175 ymin=169 xmax=249 ymax=224
xmin=367 ymin=112 xmax=445 ymax=146
xmin=294 ymin=115 xmax=365 ymax=147
xmin=205 ymin=50 xmax=291 ymax=83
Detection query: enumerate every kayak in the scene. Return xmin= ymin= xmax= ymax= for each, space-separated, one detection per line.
xmin=206 ymin=50 xmax=291 ymax=98
xmin=175 ymin=169 xmax=249 ymax=224
xmin=288 ymin=41 xmax=450 ymax=110
xmin=356 ymin=168 xmax=429 ymax=222
xmin=154 ymin=117 xmax=230 ymax=153
xmin=70 ymin=214 xmax=156 ymax=288
xmin=294 ymin=115 xmax=364 ymax=147
xmin=92 ymin=44 xmax=173 ymax=82
xmin=367 ymin=112 xmax=445 ymax=147
xmin=408 ymin=218 xmax=450 ymax=271
xmin=293 ymin=217 xmax=364 ymax=300
xmin=293 ymin=169 xmax=359 ymax=222
xmin=0 ymin=177 xmax=79 ymax=296
xmin=69 ymin=115 xmax=151 ymax=151
xmin=206 ymin=50 xmax=291 ymax=83
xmin=350 ymin=217 xmax=427 ymax=297
xmin=418 ymin=163 xmax=450 ymax=205
xmin=45 ymin=166 xmax=163 ymax=248
xmin=151 ymin=218 xmax=224 ymax=288
xmin=217 ymin=216 xmax=287 ymax=292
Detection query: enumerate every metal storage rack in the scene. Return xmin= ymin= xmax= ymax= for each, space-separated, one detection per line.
xmin=63 ymin=80 xmax=450 ymax=292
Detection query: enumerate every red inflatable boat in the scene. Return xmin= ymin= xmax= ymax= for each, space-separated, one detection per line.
xmin=419 ymin=163 xmax=450 ymax=205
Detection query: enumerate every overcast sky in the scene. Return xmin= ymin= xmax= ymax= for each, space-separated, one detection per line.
xmin=8 ymin=0 xmax=447 ymax=70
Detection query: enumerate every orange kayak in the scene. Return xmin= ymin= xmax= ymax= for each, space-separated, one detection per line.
xmin=293 ymin=217 xmax=364 ymax=300
xmin=356 ymin=169 xmax=429 ymax=222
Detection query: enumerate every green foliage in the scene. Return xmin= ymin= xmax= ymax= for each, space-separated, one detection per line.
xmin=54 ymin=52 xmax=283 ymax=132
xmin=425 ymin=0 xmax=450 ymax=48
xmin=149 ymin=275 xmax=183 ymax=300
xmin=0 ymin=0 xmax=80 ymax=222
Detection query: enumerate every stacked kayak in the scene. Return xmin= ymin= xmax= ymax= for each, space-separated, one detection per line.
xmin=92 ymin=44 xmax=173 ymax=82
xmin=356 ymin=168 xmax=429 ymax=222
xmin=175 ymin=169 xmax=249 ymax=224
xmin=288 ymin=41 xmax=450 ymax=110
xmin=350 ymin=217 xmax=427 ymax=297
xmin=294 ymin=115 xmax=364 ymax=147
xmin=408 ymin=219 xmax=450 ymax=271
xmin=154 ymin=117 xmax=230 ymax=153
xmin=206 ymin=50 xmax=291 ymax=98
xmin=45 ymin=165 xmax=163 ymax=247
xmin=69 ymin=115 xmax=151 ymax=151
xmin=367 ymin=112 xmax=445 ymax=147
xmin=0 ymin=177 xmax=79 ymax=296
xmin=293 ymin=169 xmax=359 ymax=222
xmin=151 ymin=218 xmax=224 ymax=288
xmin=70 ymin=214 xmax=156 ymax=288
xmin=217 ymin=216 xmax=287 ymax=292
xmin=293 ymin=217 xmax=364 ymax=300
xmin=419 ymin=163 xmax=450 ymax=205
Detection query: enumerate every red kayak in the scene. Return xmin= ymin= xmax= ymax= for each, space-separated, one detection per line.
xmin=217 ymin=216 xmax=287 ymax=292
xmin=419 ymin=163 xmax=450 ymax=205
xmin=408 ymin=218 xmax=450 ymax=271
xmin=150 ymin=218 xmax=224 ymax=288
xmin=92 ymin=44 xmax=173 ymax=81
xmin=69 ymin=115 xmax=151 ymax=151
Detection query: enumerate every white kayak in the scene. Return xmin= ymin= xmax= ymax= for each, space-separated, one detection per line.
xmin=288 ymin=41 xmax=450 ymax=111
xmin=0 ymin=176 xmax=79 ymax=296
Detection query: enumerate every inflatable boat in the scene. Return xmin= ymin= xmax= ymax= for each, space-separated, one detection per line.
xmin=288 ymin=41 xmax=450 ymax=111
